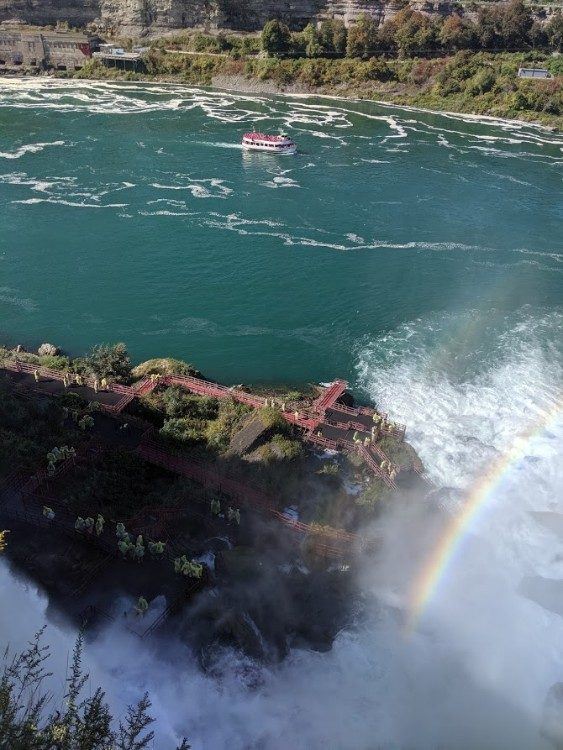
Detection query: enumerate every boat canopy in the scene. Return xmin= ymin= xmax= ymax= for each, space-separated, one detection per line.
xmin=243 ymin=132 xmax=294 ymax=142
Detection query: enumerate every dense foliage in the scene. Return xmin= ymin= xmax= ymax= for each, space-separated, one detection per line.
xmin=261 ymin=20 xmax=293 ymax=57
xmin=243 ymin=50 xmax=562 ymax=120
xmin=261 ymin=3 xmax=562 ymax=58
xmin=77 ymin=343 xmax=132 ymax=383
xmin=0 ymin=629 xmax=190 ymax=749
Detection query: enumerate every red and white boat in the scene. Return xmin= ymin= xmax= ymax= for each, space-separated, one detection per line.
xmin=241 ymin=131 xmax=296 ymax=154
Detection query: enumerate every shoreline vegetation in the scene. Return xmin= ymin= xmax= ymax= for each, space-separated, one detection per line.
xmin=70 ymin=53 xmax=562 ymax=129
xmin=38 ymin=1 xmax=563 ymax=130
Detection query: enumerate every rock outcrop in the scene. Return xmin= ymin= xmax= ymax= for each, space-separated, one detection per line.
xmin=0 ymin=0 xmax=100 ymax=28
xmin=0 ymin=0 xmax=469 ymax=36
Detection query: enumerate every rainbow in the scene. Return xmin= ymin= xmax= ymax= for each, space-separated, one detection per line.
xmin=405 ymin=397 xmax=563 ymax=634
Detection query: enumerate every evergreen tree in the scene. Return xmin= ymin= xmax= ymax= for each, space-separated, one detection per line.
xmin=116 ymin=692 xmax=154 ymax=750
xmin=318 ymin=19 xmax=347 ymax=54
xmin=0 ymin=629 xmax=190 ymax=749
xmin=302 ymin=23 xmax=323 ymax=57
xmin=261 ymin=20 xmax=291 ymax=57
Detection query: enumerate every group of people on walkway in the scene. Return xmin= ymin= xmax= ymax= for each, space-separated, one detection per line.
xmin=32 ymin=368 xmax=110 ymax=394
xmin=210 ymin=497 xmax=240 ymax=525
xmin=74 ymin=513 xmax=105 ymax=536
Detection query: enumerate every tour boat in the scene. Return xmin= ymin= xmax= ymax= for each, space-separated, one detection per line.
xmin=241 ymin=131 xmax=297 ymax=154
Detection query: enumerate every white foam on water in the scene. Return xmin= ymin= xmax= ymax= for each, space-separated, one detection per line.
xmin=0 ymin=171 xmax=67 ymax=193
xmin=194 ymin=141 xmax=243 ymax=150
xmin=140 ymin=209 xmax=195 ymax=217
xmin=261 ymin=175 xmax=300 ymax=189
xmin=0 ymin=140 xmax=65 ymax=159
xmin=345 ymin=233 xmax=365 ymax=244
xmin=151 ymin=178 xmax=232 ymax=198
xmin=0 ymin=286 xmax=37 ymax=311
xmin=12 ymin=197 xmax=128 ymax=209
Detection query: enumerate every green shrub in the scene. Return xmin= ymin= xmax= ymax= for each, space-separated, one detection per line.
xmin=38 ymin=354 xmax=70 ymax=371
xmin=160 ymin=417 xmax=206 ymax=445
xmin=466 ymin=68 xmax=496 ymax=95
xmin=271 ymin=434 xmax=304 ymax=460
xmin=205 ymin=399 xmax=251 ymax=451
xmin=548 ymin=55 xmax=563 ymax=77
xmin=257 ymin=406 xmax=287 ymax=431
xmin=317 ymin=461 xmax=339 ymax=476
xmin=356 ymin=479 xmax=388 ymax=507
xmin=162 ymin=387 xmax=219 ymax=420
xmin=83 ymin=343 xmax=132 ymax=382
xmin=132 ymin=357 xmax=200 ymax=379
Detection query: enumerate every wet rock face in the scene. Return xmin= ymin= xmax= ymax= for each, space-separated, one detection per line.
xmin=185 ymin=549 xmax=357 ymax=663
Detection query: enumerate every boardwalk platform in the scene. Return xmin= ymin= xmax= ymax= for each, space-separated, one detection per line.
xmin=1 ymin=358 xmax=407 ymax=493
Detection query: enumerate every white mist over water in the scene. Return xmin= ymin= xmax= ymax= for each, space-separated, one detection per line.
xmin=1 ymin=307 xmax=561 ymax=749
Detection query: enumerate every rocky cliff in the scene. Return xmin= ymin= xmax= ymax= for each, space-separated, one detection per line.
xmin=0 ymin=0 xmax=100 ymax=28
xmin=0 ymin=0 xmax=464 ymax=35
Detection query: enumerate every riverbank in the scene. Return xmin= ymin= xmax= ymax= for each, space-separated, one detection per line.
xmin=54 ymin=49 xmax=563 ymax=129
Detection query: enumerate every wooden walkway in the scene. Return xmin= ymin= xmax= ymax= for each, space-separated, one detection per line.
xmin=1 ymin=358 xmax=408 ymax=520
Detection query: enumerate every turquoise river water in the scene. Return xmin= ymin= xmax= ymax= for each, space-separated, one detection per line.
xmin=0 ymin=78 xmax=561 ymax=387
xmin=1 ymin=79 xmax=562 ymax=750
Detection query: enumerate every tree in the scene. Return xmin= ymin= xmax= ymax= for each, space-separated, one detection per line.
xmin=0 ymin=629 xmax=189 ymax=749
xmin=302 ymin=23 xmax=323 ymax=57
xmin=476 ymin=4 xmax=504 ymax=49
xmin=529 ymin=20 xmax=548 ymax=49
xmin=116 ymin=692 xmax=154 ymax=750
xmin=318 ymin=19 xmax=347 ymax=54
xmin=377 ymin=18 xmax=398 ymax=52
xmin=346 ymin=14 xmax=379 ymax=58
xmin=261 ymin=19 xmax=291 ymax=57
xmin=500 ymin=0 xmax=533 ymax=49
xmin=546 ymin=11 xmax=563 ymax=52
xmin=393 ymin=8 xmax=437 ymax=56
xmin=84 ymin=343 xmax=132 ymax=382
xmin=439 ymin=15 xmax=477 ymax=51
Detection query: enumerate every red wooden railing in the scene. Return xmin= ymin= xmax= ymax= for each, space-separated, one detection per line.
xmin=1 ymin=359 xmax=403 ymax=553
xmin=312 ymin=379 xmax=348 ymax=414
xmin=356 ymin=444 xmax=398 ymax=490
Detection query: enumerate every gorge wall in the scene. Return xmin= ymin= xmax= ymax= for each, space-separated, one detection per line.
xmin=0 ymin=0 xmax=463 ymax=35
